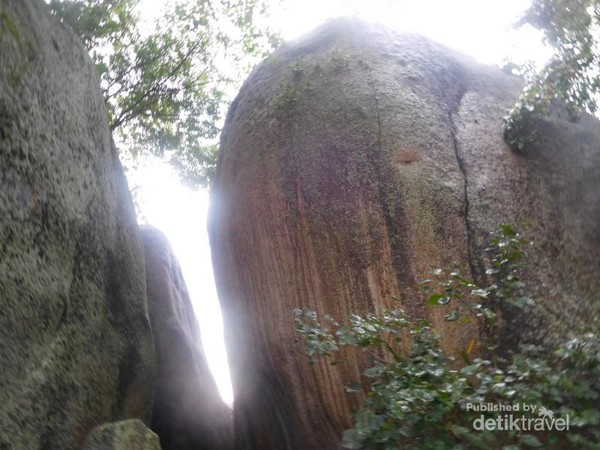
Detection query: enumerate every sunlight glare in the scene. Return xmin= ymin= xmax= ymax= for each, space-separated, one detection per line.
xmin=133 ymin=0 xmax=549 ymax=407
xmin=128 ymin=161 xmax=234 ymax=405
xmin=272 ymin=0 xmax=551 ymax=66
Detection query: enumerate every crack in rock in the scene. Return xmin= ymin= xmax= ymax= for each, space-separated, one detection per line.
xmin=447 ymin=96 xmax=480 ymax=283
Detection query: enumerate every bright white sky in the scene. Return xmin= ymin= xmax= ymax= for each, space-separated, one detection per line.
xmin=131 ymin=0 xmax=550 ymax=406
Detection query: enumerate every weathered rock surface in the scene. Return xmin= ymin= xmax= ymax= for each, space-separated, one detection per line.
xmin=0 ymin=1 xmax=155 ymax=448
xmin=209 ymin=18 xmax=600 ymax=449
xmin=82 ymin=420 xmax=161 ymax=450
xmin=142 ymin=226 xmax=233 ymax=450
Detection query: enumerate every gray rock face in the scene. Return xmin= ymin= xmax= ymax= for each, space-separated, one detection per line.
xmin=209 ymin=18 xmax=600 ymax=449
xmin=83 ymin=420 xmax=161 ymax=450
xmin=0 ymin=1 xmax=155 ymax=448
xmin=141 ymin=226 xmax=233 ymax=450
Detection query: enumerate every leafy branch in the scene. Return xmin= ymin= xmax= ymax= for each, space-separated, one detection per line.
xmin=504 ymin=0 xmax=600 ymax=150
xmin=294 ymin=226 xmax=600 ymax=449
xmin=48 ymin=0 xmax=280 ymax=187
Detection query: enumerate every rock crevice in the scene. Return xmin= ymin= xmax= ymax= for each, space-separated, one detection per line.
xmin=141 ymin=226 xmax=233 ymax=450
xmin=448 ymin=104 xmax=480 ymax=282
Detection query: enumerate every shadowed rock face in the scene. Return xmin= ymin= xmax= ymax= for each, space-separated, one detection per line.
xmin=142 ymin=226 xmax=233 ymax=450
xmin=0 ymin=0 xmax=155 ymax=448
xmin=209 ymin=18 xmax=600 ymax=449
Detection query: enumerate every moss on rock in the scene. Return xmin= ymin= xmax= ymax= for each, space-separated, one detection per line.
xmin=83 ymin=420 xmax=161 ymax=450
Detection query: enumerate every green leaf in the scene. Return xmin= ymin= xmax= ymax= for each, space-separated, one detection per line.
xmin=346 ymin=382 xmax=363 ymax=393
xmin=520 ymin=434 xmax=543 ymax=447
xmin=428 ymin=293 xmax=447 ymax=306
xmin=471 ymin=288 xmax=489 ymax=298
xmin=341 ymin=429 xmax=363 ymax=450
xmin=502 ymin=224 xmax=517 ymax=237
xmin=510 ymin=296 xmax=535 ymax=308
xmin=445 ymin=311 xmax=460 ymax=322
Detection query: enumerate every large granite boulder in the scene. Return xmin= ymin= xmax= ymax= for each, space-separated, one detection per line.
xmin=142 ymin=226 xmax=233 ymax=450
xmin=0 ymin=1 xmax=155 ymax=448
xmin=209 ymin=18 xmax=600 ymax=449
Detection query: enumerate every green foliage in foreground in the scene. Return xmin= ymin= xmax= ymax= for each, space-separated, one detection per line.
xmin=295 ymin=227 xmax=600 ymax=449
xmin=504 ymin=0 xmax=600 ymax=150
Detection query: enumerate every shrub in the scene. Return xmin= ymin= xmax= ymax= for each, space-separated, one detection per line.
xmin=294 ymin=226 xmax=599 ymax=449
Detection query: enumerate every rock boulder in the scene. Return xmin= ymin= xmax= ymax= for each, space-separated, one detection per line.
xmin=82 ymin=420 xmax=161 ymax=450
xmin=0 ymin=1 xmax=154 ymax=448
xmin=209 ymin=18 xmax=600 ymax=449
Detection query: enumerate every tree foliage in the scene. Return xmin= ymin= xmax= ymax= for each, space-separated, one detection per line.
xmin=47 ymin=0 xmax=279 ymax=186
xmin=504 ymin=0 xmax=600 ymax=149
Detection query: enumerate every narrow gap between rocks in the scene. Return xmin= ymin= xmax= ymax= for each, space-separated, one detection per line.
xmin=127 ymin=160 xmax=234 ymax=408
